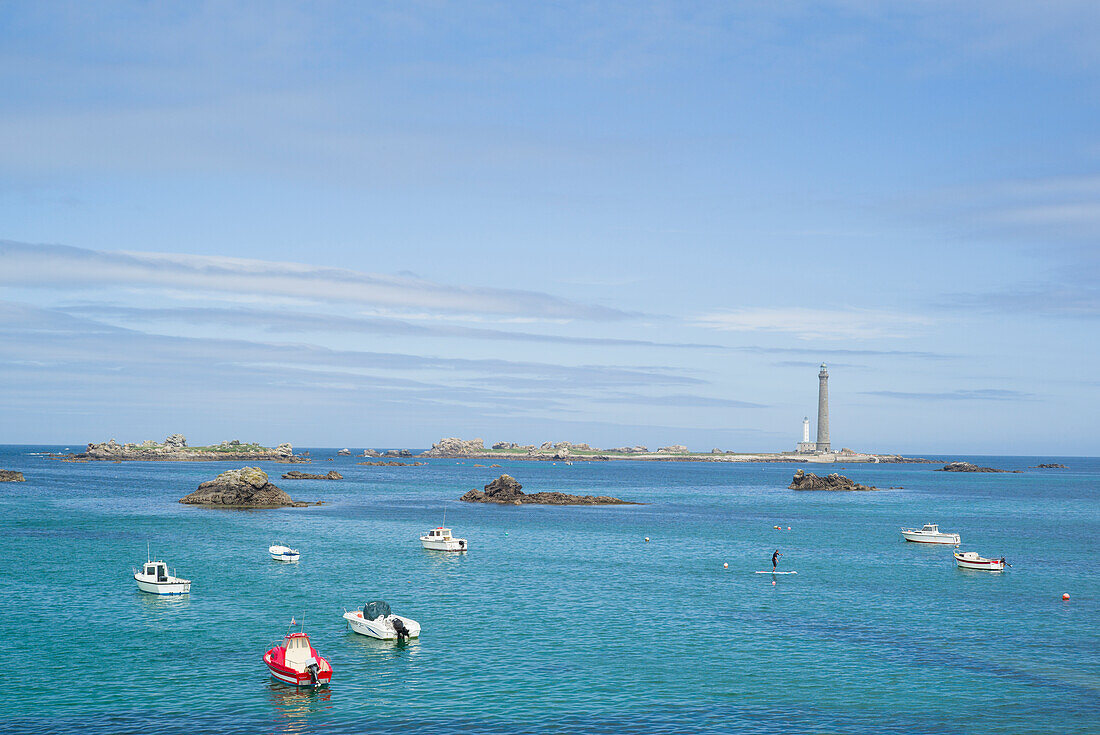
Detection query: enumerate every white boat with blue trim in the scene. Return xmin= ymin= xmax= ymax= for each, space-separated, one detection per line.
xmin=269 ymin=544 xmax=301 ymax=562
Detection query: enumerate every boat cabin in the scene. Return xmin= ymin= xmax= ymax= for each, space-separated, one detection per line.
xmin=143 ymin=562 xmax=169 ymax=582
xmin=920 ymin=524 xmax=940 ymax=533
xmin=425 ymin=527 xmax=453 ymax=540
xmin=282 ymin=633 xmax=316 ymax=672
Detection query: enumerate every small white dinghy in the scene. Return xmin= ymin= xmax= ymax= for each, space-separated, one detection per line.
xmin=269 ymin=545 xmax=301 ymax=562
xmin=420 ymin=526 xmax=468 ymax=552
xmin=343 ymin=601 xmax=420 ymax=640
xmin=954 ymin=551 xmax=1007 ymax=571
xmin=901 ymin=524 xmax=961 ymax=545
xmin=134 ymin=559 xmax=191 ymax=595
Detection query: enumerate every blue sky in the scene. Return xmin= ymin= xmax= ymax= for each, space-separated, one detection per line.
xmin=1 ymin=1 xmax=1098 ymax=453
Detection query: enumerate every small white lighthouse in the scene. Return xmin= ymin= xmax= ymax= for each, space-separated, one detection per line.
xmin=796 ymin=415 xmax=816 ymax=454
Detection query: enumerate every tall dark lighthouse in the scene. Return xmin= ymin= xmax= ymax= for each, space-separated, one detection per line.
xmin=816 ymin=362 xmax=830 ymax=453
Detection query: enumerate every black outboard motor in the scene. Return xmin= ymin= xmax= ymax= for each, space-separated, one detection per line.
xmin=307 ymin=662 xmax=321 ymax=686
xmin=392 ymin=617 xmax=410 ymax=642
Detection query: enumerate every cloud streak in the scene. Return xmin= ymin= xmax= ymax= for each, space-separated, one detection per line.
xmin=692 ymin=308 xmax=932 ymax=340
xmin=0 ymin=241 xmax=633 ymax=321
xmin=862 ymin=389 xmax=1032 ymax=401
xmin=61 ymin=304 xmax=717 ymax=349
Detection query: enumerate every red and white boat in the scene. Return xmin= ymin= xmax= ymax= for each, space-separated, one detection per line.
xmin=954 ymin=551 xmax=1007 ymax=571
xmin=263 ymin=627 xmax=332 ymax=688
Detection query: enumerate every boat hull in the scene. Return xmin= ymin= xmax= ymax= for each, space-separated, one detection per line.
xmin=134 ymin=576 xmax=191 ymax=595
xmin=270 ymin=552 xmax=300 ymax=562
xmin=954 ymin=552 xmax=1005 ymax=571
xmin=344 ymin=611 xmax=421 ymax=640
xmin=901 ymin=530 xmax=960 ymax=545
xmin=420 ymin=538 xmax=467 ymax=551
xmin=263 ymin=652 xmax=332 ymax=688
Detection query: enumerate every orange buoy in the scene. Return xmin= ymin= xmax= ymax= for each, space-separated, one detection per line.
xmin=644 ymin=537 xmax=650 ymax=542
xmin=787 ymin=526 xmax=791 ymax=530
xmin=1063 ymin=593 xmax=1070 ymax=601
xmin=723 ymin=562 xmax=728 ymax=569
xmin=771 ymin=580 xmax=776 ymax=586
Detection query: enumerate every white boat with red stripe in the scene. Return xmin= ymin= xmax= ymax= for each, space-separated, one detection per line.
xmin=263 ymin=623 xmax=332 ymax=688
xmin=901 ymin=523 xmax=960 ymax=545
xmin=954 ymin=551 xmax=1008 ymax=571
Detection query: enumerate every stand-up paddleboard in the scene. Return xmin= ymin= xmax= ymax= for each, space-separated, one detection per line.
xmin=755 ymin=571 xmax=797 ymax=574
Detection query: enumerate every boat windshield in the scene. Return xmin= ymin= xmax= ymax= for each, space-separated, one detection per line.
xmin=364 ymin=601 xmax=392 ymax=620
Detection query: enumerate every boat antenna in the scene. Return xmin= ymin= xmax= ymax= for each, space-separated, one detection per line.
xmin=443 ymin=506 xmax=446 ymax=528
xmin=147 ymin=541 xmax=151 ymax=563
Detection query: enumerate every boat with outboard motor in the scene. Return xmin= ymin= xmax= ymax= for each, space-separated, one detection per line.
xmin=269 ymin=544 xmax=300 ymax=562
xmin=133 ymin=558 xmax=191 ymax=595
xmin=343 ymin=600 xmax=420 ymax=640
xmin=263 ymin=622 xmax=332 ymax=687
xmin=954 ymin=551 xmax=1007 ymax=571
xmin=901 ymin=524 xmax=961 ymax=545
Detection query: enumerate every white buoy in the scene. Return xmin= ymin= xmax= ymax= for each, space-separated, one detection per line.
xmin=723 ymin=562 xmax=728 ymax=569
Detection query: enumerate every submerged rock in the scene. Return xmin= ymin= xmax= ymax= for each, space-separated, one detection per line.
xmin=0 ymin=470 xmax=25 ymax=482
xmin=180 ymin=467 xmax=318 ymax=507
xmin=789 ymin=469 xmax=878 ymax=491
xmin=281 ymin=470 xmax=343 ymax=480
xmin=459 ymin=474 xmax=637 ymax=505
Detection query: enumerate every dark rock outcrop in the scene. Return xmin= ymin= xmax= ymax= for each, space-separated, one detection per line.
xmin=459 ymin=474 xmax=637 ymax=505
xmin=180 ymin=467 xmax=318 ymax=507
xmin=337 ymin=448 xmax=351 ymax=456
xmin=0 ymin=470 xmax=25 ymax=482
xmin=383 ymin=449 xmax=413 ymax=458
xmin=282 ymin=470 xmax=343 ymax=480
xmin=789 ymin=469 xmax=878 ymax=491
xmin=1035 ymin=463 xmax=1067 ymax=469
xmin=938 ymin=462 xmax=1018 ymax=473
xmin=361 ymin=449 xmax=381 ymax=457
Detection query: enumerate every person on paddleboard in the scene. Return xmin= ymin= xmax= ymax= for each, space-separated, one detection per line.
xmin=772 ymin=549 xmax=782 ymax=571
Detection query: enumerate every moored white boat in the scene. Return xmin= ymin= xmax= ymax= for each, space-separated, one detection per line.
xmin=133 ymin=559 xmax=191 ymax=595
xmin=901 ymin=524 xmax=961 ymax=545
xmin=954 ymin=551 xmax=1007 ymax=571
xmin=420 ymin=526 xmax=467 ymax=551
xmin=343 ymin=600 xmax=420 ymax=640
xmin=269 ymin=544 xmax=300 ymax=562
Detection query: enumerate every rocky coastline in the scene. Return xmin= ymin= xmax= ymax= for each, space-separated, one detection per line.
xmin=417 ymin=437 xmax=929 ymax=464
xmin=0 ymin=470 xmax=25 ymax=482
xmin=180 ymin=467 xmax=320 ymax=508
xmin=50 ymin=435 xmax=307 ymax=463
xmin=459 ymin=474 xmax=638 ymax=505
xmin=788 ymin=469 xmax=878 ymax=491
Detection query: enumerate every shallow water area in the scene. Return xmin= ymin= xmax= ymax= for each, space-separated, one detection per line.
xmin=1 ymin=447 xmax=1097 ymax=734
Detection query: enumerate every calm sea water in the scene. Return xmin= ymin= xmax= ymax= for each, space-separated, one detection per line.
xmin=1 ymin=446 xmax=1097 ymax=734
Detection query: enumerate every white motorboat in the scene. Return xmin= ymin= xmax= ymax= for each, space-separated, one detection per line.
xmin=420 ymin=526 xmax=467 ymax=552
xmin=343 ymin=600 xmax=420 ymax=640
xmin=133 ymin=559 xmax=191 ymax=595
xmin=901 ymin=524 xmax=961 ymax=545
xmin=269 ymin=544 xmax=301 ymax=562
xmin=954 ymin=551 xmax=1007 ymax=571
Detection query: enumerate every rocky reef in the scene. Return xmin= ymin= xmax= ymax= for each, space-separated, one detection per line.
xmin=281 ymin=470 xmax=343 ymax=480
xmin=337 ymin=448 xmax=351 ymax=456
xmin=180 ymin=467 xmax=319 ymax=507
xmin=55 ymin=435 xmax=304 ymax=462
xmin=421 ymin=437 xmax=486 ymax=457
xmin=459 ymin=474 xmax=637 ymax=505
xmin=789 ymin=469 xmax=878 ymax=491
xmin=358 ymin=461 xmax=426 ymax=466
xmin=1034 ymin=463 xmax=1067 ymax=469
xmin=937 ymin=462 xmax=1018 ymax=473
xmin=0 ymin=470 xmax=25 ymax=482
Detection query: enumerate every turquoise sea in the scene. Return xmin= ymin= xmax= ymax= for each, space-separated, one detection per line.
xmin=2 ymin=446 xmax=1098 ymax=734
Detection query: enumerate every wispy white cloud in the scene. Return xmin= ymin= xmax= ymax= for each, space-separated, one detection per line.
xmin=0 ymin=241 xmax=631 ymax=321
xmin=863 ymin=389 xmax=1032 ymax=401
xmin=692 ymin=308 xmax=931 ymax=340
